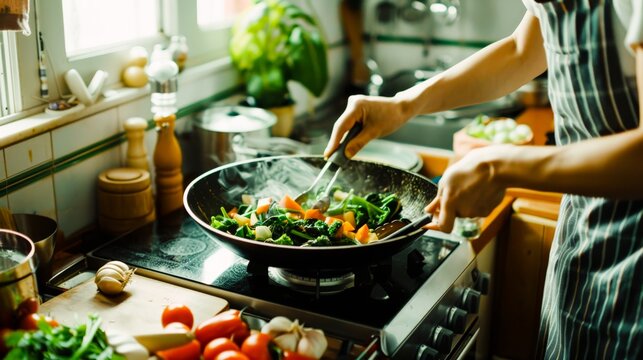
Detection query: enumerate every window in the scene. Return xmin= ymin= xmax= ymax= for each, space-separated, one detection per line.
xmin=62 ymin=0 xmax=160 ymax=57
xmin=197 ymin=0 xmax=252 ymax=30
xmin=0 ymin=32 xmax=20 ymax=123
xmin=1 ymin=0 xmax=251 ymax=122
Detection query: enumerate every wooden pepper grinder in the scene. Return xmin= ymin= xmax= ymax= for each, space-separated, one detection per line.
xmin=124 ymin=117 xmax=150 ymax=171
xmin=147 ymin=55 xmax=183 ymax=217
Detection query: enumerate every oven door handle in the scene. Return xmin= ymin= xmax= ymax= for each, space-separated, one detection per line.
xmin=455 ymin=328 xmax=479 ymax=360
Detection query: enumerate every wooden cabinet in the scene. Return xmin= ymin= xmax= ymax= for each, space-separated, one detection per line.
xmin=491 ymin=200 xmax=558 ymax=359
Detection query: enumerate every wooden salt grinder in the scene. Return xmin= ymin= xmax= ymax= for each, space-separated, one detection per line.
xmin=124 ymin=117 xmax=150 ymax=171
xmin=153 ymin=113 xmax=183 ymax=217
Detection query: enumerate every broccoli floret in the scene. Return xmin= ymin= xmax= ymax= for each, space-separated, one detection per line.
xmin=211 ymin=216 xmax=238 ymax=233
xmin=273 ymin=233 xmax=294 ymax=246
xmin=328 ymin=221 xmax=342 ymax=237
xmin=235 ymin=225 xmax=254 ymax=239
xmin=302 ymin=235 xmax=332 ymax=247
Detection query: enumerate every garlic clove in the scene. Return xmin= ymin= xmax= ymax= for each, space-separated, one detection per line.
xmin=261 ymin=316 xmax=298 ymax=337
xmin=96 ymin=267 xmax=127 ymax=283
xmin=274 ymin=332 xmax=300 ymax=352
xmin=107 ymin=260 xmax=131 ymax=272
xmin=96 ymin=276 xmax=127 ymax=295
xmin=297 ymin=328 xmax=328 ymax=360
xmin=97 ymin=263 xmax=128 ymax=276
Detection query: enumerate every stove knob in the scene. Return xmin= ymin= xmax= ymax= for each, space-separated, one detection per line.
xmin=417 ymin=344 xmax=439 ymax=360
xmin=459 ymin=288 xmax=481 ymax=314
xmin=445 ymin=306 xmax=468 ymax=333
xmin=475 ymin=271 xmax=491 ymax=295
xmin=431 ymin=326 xmax=454 ymax=353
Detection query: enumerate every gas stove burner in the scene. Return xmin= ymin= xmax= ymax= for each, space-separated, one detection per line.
xmin=159 ymin=237 xmax=207 ymax=256
xmin=269 ymin=268 xmax=355 ymax=295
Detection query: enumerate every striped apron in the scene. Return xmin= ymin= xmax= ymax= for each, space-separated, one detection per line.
xmin=525 ymin=0 xmax=643 ymax=359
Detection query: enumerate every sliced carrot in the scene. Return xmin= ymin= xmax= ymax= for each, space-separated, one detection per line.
xmin=355 ymin=224 xmax=370 ymax=244
xmin=304 ymin=208 xmax=325 ymax=221
xmin=278 ymin=194 xmax=304 ymax=213
xmin=227 ymin=207 xmax=238 ymax=218
xmin=325 ymin=216 xmax=343 ymax=225
xmin=343 ymin=211 xmax=356 ymax=228
xmin=341 ymin=221 xmax=355 ymax=235
xmin=256 ymin=197 xmax=272 ymax=214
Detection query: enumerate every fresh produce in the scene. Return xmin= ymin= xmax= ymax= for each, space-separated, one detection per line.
xmin=465 ymin=115 xmax=533 ymax=144
xmin=19 ymin=313 xmax=59 ymax=330
xmin=211 ymin=188 xmax=402 ymax=247
xmin=156 ymin=339 xmax=201 ymax=360
xmin=162 ymin=303 xmax=195 ymax=329
xmin=240 ymin=333 xmax=277 ymax=360
xmin=4 ymin=314 xmax=121 ymax=360
xmin=194 ymin=309 xmax=250 ymax=347
xmin=216 ymin=350 xmax=251 ymax=360
xmin=203 ymin=337 xmax=240 ymax=360
xmin=95 ymin=260 xmax=135 ymax=295
xmin=261 ymin=316 xmax=328 ymax=359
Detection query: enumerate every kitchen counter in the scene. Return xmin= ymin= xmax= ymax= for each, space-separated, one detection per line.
xmin=411 ymin=106 xmax=557 ymax=254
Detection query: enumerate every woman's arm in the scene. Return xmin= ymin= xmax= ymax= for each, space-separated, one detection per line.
xmin=325 ymin=11 xmax=547 ymax=158
xmin=397 ymin=11 xmax=547 ymax=117
xmin=493 ymin=46 xmax=643 ymax=197
xmin=426 ymin=46 xmax=643 ymax=232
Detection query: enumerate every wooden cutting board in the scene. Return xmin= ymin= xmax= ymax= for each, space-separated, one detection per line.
xmin=40 ymin=273 xmax=229 ymax=335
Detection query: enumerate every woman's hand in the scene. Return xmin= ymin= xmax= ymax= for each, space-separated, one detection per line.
xmin=425 ymin=146 xmax=507 ymax=233
xmin=324 ymin=94 xmax=411 ymax=158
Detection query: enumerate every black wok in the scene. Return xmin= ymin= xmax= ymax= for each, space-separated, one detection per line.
xmin=183 ymin=155 xmax=437 ymax=269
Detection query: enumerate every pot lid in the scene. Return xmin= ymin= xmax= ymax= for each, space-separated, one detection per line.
xmin=354 ymin=139 xmax=423 ymax=173
xmin=196 ymin=106 xmax=277 ymax=133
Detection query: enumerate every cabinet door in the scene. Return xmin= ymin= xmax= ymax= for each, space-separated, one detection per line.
xmin=493 ymin=213 xmax=556 ymax=360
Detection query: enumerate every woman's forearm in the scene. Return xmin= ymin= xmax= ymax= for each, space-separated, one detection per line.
xmin=491 ymin=128 xmax=643 ymax=199
xmin=395 ymin=11 xmax=547 ymax=117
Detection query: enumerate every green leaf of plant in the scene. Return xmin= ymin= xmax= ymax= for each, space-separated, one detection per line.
xmin=287 ymin=27 xmax=328 ymax=96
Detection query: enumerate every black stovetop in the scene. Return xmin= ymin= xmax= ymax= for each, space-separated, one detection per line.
xmin=89 ymin=208 xmax=457 ymax=329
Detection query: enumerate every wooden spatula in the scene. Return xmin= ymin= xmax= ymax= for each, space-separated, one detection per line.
xmin=0 ymin=207 xmax=17 ymax=231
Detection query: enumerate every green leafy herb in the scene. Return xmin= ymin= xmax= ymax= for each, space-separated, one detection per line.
xmin=4 ymin=314 xmax=122 ymax=360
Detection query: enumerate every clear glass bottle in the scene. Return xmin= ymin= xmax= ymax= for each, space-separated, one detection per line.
xmin=147 ymin=55 xmax=183 ymax=216
xmin=453 ymin=217 xmax=483 ymax=240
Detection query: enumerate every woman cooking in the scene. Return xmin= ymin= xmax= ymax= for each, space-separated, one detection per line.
xmin=325 ymin=0 xmax=642 ymax=358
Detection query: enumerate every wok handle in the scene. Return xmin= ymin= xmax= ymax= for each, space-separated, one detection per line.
xmin=382 ymin=213 xmax=433 ymax=241
xmin=327 ymin=122 xmax=363 ymax=168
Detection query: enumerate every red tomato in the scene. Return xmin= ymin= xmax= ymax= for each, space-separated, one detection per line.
xmin=162 ymin=303 xmax=194 ymax=329
xmin=195 ymin=310 xmax=249 ymax=347
xmin=282 ymin=351 xmax=317 ymax=360
xmin=204 ymin=338 xmax=240 ymax=360
xmin=19 ymin=313 xmax=59 ymax=331
xmin=164 ymin=321 xmax=191 ymax=332
xmin=156 ymin=339 xmax=201 ymax=360
xmin=240 ymin=333 xmax=273 ymax=360
xmin=16 ymin=297 xmax=39 ymax=319
xmin=216 ymin=350 xmax=250 ymax=360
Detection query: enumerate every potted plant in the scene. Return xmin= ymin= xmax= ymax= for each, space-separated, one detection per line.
xmin=229 ymin=0 xmax=329 ymax=137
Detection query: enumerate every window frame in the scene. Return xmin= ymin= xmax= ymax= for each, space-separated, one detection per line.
xmin=7 ymin=0 xmax=236 ymax=119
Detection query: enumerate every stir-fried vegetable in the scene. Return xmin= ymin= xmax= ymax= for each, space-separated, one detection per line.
xmin=210 ymin=188 xmax=403 ymax=247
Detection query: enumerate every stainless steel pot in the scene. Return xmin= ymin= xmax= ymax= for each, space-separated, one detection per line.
xmin=13 ymin=213 xmax=58 ymax=282
xmin=193 ymin=105 xmax=277 ymax=170
xmin=0 ymin=229 xmax=39 ymax=328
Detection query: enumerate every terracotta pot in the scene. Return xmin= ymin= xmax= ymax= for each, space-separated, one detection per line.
xmin=268 ymin=104 xmax=295 ymax=137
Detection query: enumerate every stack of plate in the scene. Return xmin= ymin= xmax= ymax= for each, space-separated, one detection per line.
xmin=354 ymin=139 xmax=423 ymax=173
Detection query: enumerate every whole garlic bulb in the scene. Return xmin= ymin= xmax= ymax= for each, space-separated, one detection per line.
xmin=95 ymin=261 xmax=135 ymax=295
xmin=261 ymin=316 xmax=327 ymax=359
